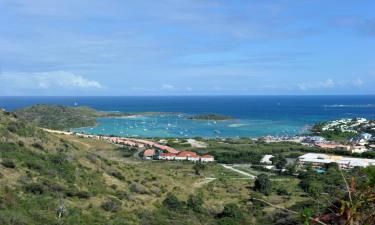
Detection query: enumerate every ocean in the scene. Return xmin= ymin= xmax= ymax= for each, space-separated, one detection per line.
xmin=1 ymin=96 xmax=375 ymax=138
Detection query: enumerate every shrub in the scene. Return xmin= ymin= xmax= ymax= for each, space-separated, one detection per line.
xmin=129 ymin=182 xmax=148 ymax=194
xmin=162 ymin=194 xmax=184 ymax=210
xmin=217 ymin=203 xmax=243 ymax=219
xmin=1 ymin=159 xmax=16 ymax=169
xmin=109 ymin=170 xmax=125 ymax=180
xmin=276 ymin=188 xmax=290 ymax=196
xmin=187 ymin=194 xmax=204 ymax=213
xmin=24 ymin=183 xmax=45 ymax=195
xmin=31 ymin=143 xmax=44 ymax=150
xmin=101 ymin=198 xmax=122 ymax=212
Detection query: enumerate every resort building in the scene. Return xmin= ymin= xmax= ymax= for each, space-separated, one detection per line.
xmin=158 ymin=153 xmax=176 ymax=160
xmin=174 ymin=151 xmax=198 ymax=160
xmin=298 ymin=153 xmax=375 ymax=169
xmin=200 ymin=155 xmax=215 ymax=162
xmin=156 ymin=151 xmax=214 ymax=162
xmin=143 ymin=149 xmax=156 ymax=160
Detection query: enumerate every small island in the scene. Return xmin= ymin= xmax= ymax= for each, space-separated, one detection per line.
xmin=186 ymin=114 xmax=234 ymax=121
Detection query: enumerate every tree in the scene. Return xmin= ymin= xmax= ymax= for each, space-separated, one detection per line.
xmin=271 ymin=155 xmax=287 ymax=170
xmin=193 ymin=163 xmax=206 ymax=175
xmin=253 ymin=174 xmax=272 ymax=195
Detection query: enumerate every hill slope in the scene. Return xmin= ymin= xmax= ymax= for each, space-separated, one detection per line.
xmin=0 ymin=109 xmax=255 ymax=225
xmin=14 ymin=104 xmax=129 ymax=130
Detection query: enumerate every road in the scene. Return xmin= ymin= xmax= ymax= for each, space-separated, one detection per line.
xmin=220 ymin=164 xmax=256 ymax=179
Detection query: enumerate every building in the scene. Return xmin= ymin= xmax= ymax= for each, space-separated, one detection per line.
xmin=298 ymin=153 xmax=375 ymax=169
xmin=174 ymin=151 xmax=198 ymax=160
xmin=143 ymin=149 xmax=156 ymax=160
xmin=158 ymin=153 xmax=176 ymax=160
xmin=303 ymin=136 xmax=325 ymax=143
xmin=200 ymin=155 xmax=215 ymax=162
xmin=360 ymin=133 xmax=372 ymax=140
xmin=156 ymin=151 xmax=214 ymax=162
xmin=315 ymin=143 xmax=351 ymax=151
xmin=260 ymin=155 xmax=274 ymax=164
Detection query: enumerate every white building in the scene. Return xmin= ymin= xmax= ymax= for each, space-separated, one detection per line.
xmin=158 ymin=153 xmax=176 ymax=160
xmin=298 ymin=153 xmax=375 ymax=169
xmin=200 ymin=155 xmax=215 ymax=162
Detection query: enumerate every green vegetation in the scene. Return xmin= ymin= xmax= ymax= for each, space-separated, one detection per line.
xmin=1 ymin=108 xmax=374 ymax=225
xmin=14 ymin=104 xmax=131 ymax=130
xmin=253 ymin=174 xmax=272 ymax=195
xmin=186 ymin=114 xmax=234 ymax=121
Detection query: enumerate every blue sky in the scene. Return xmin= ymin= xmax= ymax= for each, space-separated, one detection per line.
xmin=0 ymin=0 xmax=374 ymax=95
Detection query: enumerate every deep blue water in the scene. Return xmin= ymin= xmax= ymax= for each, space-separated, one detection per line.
xmin=1 ymin=96 xmax=375 ymax=138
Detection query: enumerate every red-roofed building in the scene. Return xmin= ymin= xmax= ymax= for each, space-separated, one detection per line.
xmin=175 ymin=151 xmax=198 ymax=161
xmin=158 ymin=153 xmax=176 ymax=160
xmin=200 ymin=155 xmax=215 ymax=162
xmin=143 ymin=149 xmax=156 ymax=160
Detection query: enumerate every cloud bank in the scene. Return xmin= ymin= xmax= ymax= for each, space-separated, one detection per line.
xmin=0 ymin=71 xmax=103 ymax=95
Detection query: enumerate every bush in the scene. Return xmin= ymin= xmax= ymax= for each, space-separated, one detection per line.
xmin=276 ymin=188 xmax=290 ymax=196
xmin=129 ymin=182 xmax=148 ymax=194
xmin=1 ymin=159 xmax=16 ymax=169
xmin=217 ymin=203 xmax=243 ymax=219
xmin=31 ymin=143 xmax=44 ymax=151
xmin=162 ymin=194 xmax=184 ymax=210
xmin=101 ymin=198 xmax=122 ymax=212
xmin=187 ymin=194 xmax=204 ymax=213
xmin=24 ymin=183 xmax=45 ymax=195
xmin=109 ymin=170 xmax=125 ymax=180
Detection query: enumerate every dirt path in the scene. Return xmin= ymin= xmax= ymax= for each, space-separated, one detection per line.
xmin=193 ymin=177 xmax=217 ymax=188
xmin=220 ymin=164 xmax=256 ymax=179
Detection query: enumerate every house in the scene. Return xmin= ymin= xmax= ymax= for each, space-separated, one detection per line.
xmin=260 ymin=155 xmax=274 ymax=164
xmin=298 ymin=153 xmax=375 ymax=169
xmin=158 ymin=153 xmax=176 ymax=160
xmin=200 ymin=155 xmax=215 ymax=162
xmin=143 ymin=149 xmax=156 ymax=160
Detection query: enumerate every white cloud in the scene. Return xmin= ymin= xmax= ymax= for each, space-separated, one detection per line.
xmin=0 ymin=71 xmax=103 ymax=90
xmin=297 ymin=79 xmax=335 ymax=90
xmin=353 ymin=78 xmax=363 ymax=86
xmin=161 ymin=84 xmax=175 ymax=90
xmin=296 ymin=78 xmax=366 ymax=91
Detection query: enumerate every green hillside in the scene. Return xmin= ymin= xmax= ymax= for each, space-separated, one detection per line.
xmin=1 ymin=109 xmax=374 ymax=225
xmin=14 ymin=104 xmax=130 ymax=130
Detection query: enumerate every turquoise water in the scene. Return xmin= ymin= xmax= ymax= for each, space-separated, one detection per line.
xmin=1 ymin=96 xmax=375 ymax=138
xmin=72 ymin=114 xmax=306 ymax=138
